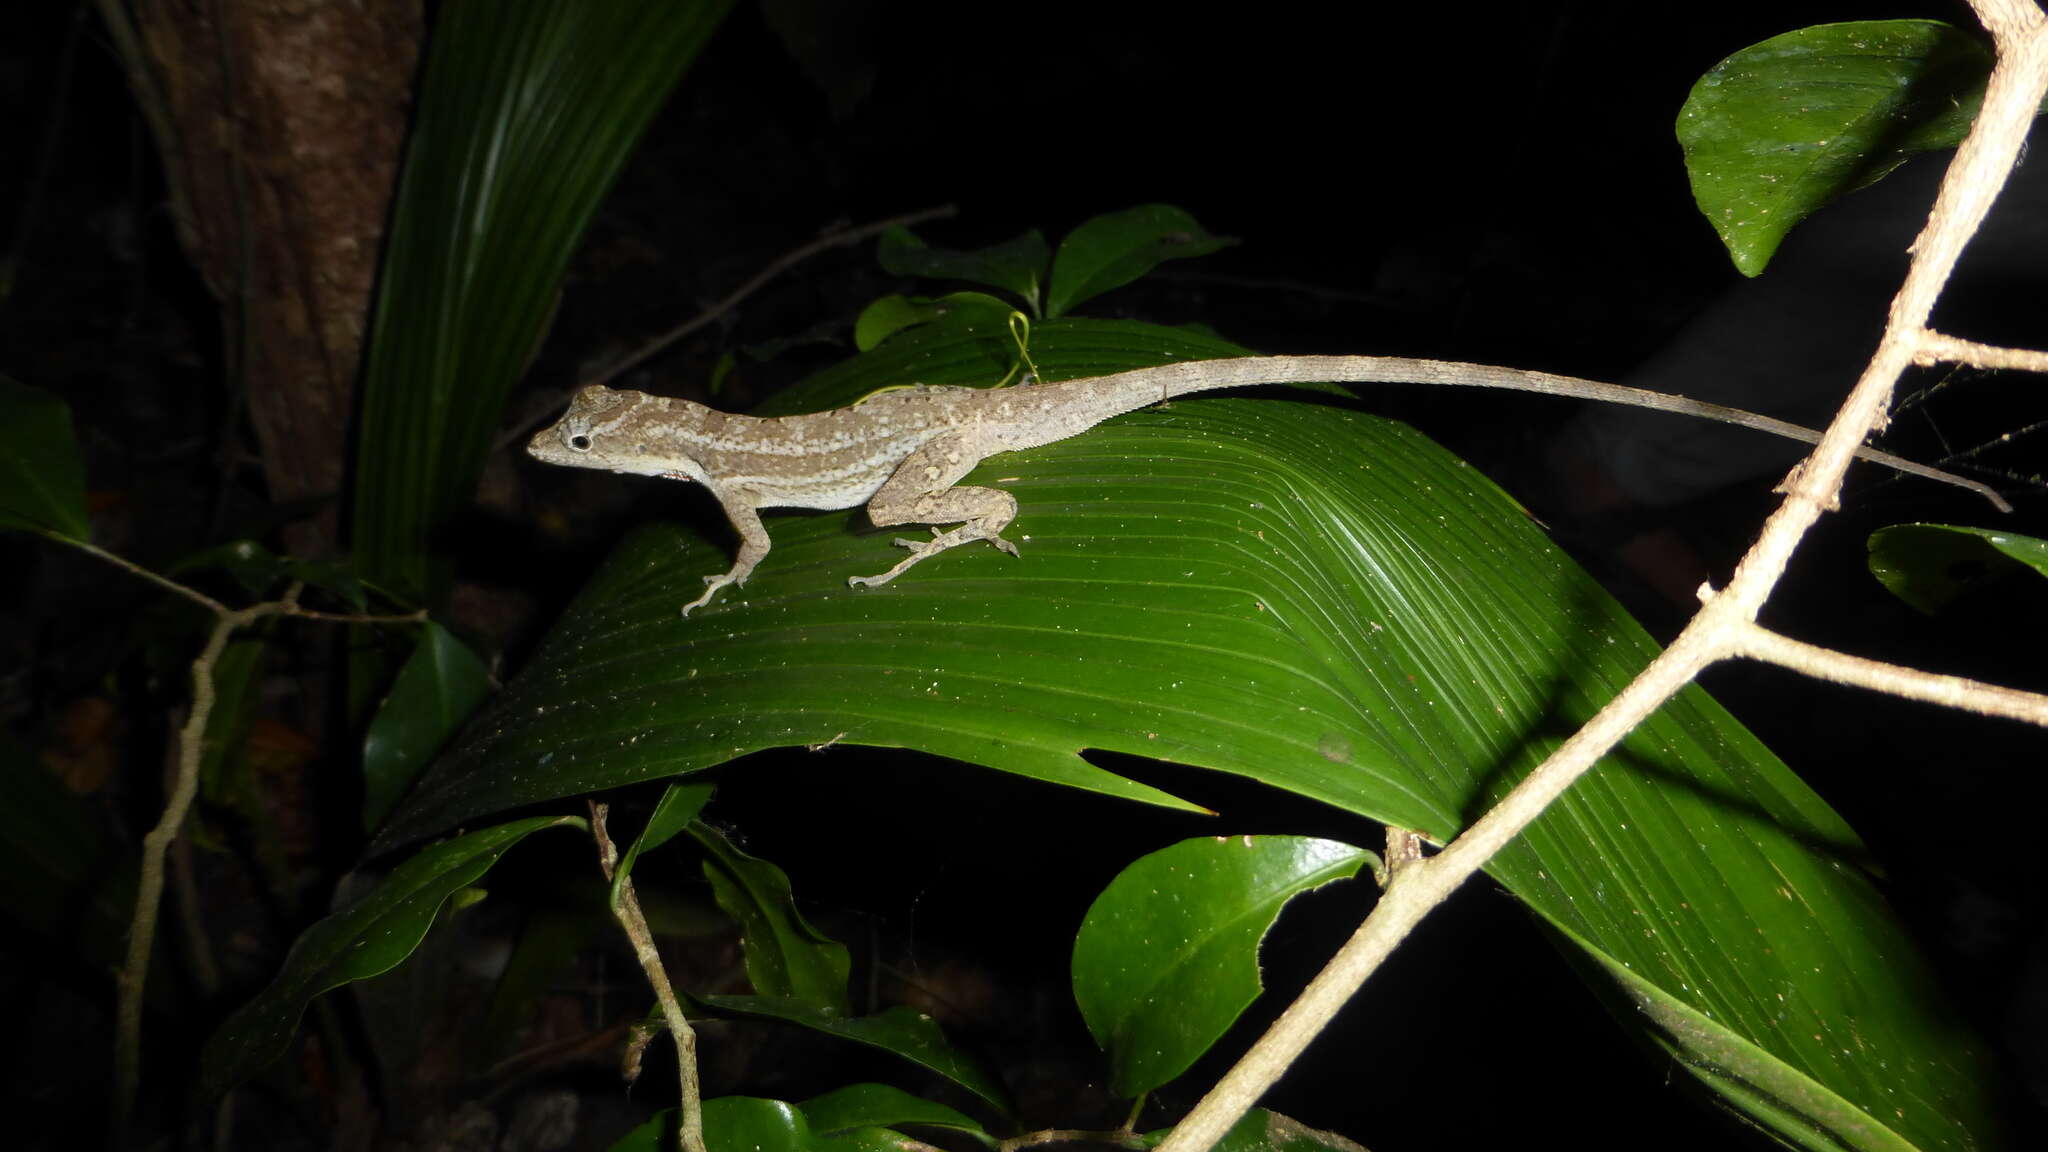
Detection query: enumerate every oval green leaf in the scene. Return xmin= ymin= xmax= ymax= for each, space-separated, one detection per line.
xmin=1074 ymin=836 xmax=1369 ymax=1099
xmin=1047 ymin=204 xmax=1235 ymax=318
xmin=396 ymin=317 xmax=2006 ymax=1149
xmin=1678 ymin=20 xmax=1993 ymax=277
xmin=1870 ymin=523 xmax=2048 ymax=614
xmin=0 ymin=374 xmax=90 ymax=541
xmin=196 ymin=815 xmax=577 ymax=1102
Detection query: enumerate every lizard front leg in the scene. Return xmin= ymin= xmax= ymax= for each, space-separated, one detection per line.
xmin=849 ymin=433 xmax=1018 ymax=589
xmin=681 ymin=487 xmax=771 ymax=615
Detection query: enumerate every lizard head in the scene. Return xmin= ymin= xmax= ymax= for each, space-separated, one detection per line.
xmin=526 ymin=384 xmax=714 ymax=483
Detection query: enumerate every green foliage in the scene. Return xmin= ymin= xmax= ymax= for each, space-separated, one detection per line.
xmin=351 ymin=0 xmax=735 ymax=603
xmin=1074 ymin=837 xmax=1371 ymax=1099
xmin=0 ymin=373 xmax=89 ymax=541
xmin=360 ymin=622 xmax=492 ymax=832
xmin=691 ymin=822 xmax=851 ymax=1012
xmin=695 ymin=997 xmax=1013 ymax=1116
xmin=876 ymin=227 xmax=1050 ymax=315
xmin=1869 ymin=524 xmax=2048 ymax=614
xmin=1678 ymin=20 xmax=2003 ymax=276
xmin=385 ymin=305 xmax=2005 ymax=1150
xmin=1046 ymin=204 xmax=1235 ymax=319
xmin=196 ymin=816 xmax=580 ymax=1101
xmin=867 ymin=205 xmax=1236 ymax=336
xmin=611 ymin=780 xmax=716 ymax=906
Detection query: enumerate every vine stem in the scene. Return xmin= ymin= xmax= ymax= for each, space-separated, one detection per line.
xmin=102 ymin=569 xmax=422 ymax=1148
xmin=589 ymin=803 xmax=707 ymax=1152
xmin=1155 ymin=5 xmax=2048 ymax=1151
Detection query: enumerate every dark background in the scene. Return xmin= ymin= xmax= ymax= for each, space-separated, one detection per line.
xmin=3 ymin=2 xmax=2044 ymax=1149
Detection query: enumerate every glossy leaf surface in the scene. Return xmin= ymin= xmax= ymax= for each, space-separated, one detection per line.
xmin=1074 ymin=836 xmax=1369 ymax=1099
xmin=1047 ymin=204 xmax=1236 ymax=318
xmin=1679 ymin=21 xmax=1992 ymax=276
xmin=798 ymin=1083 xmax=990 ymax=1143
xmin=401 ymin=317 xmax=2005 ymax=1149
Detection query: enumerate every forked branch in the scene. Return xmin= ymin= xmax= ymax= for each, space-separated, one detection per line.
xmin=1154 ymin=4 xmax=2048 ymax=1151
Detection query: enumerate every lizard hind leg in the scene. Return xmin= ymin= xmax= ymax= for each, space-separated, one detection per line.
xmin=850 ymin=436 xmax=1020 ymax=589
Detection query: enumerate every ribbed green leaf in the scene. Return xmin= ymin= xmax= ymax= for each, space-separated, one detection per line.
xmin=1074 ymin=837 xmax=1369 ymax=1099
xmin=352 ymin=0 xmax=734 ymax=602
xmin=391 ymin=317 xmax=2004 ymax=1149
xmin=1678 ymin=21 xmax=1994 ymax=277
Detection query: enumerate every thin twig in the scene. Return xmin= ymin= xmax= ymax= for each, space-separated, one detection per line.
xmin=1154 ymin=6 xmax=2048 ymax=1152
xmin=500 ymin=204 xmax=958 ymax=451
xmin=107 ymin=570 xmax=423 ymax=1147
xmin=589 ymin=803 xmax=707 ymax=1152
xmin=997 ymin=1129 xmax=1153 ymax=1152
xmin=1730 ymin=621 xmax=2048 ymax=725
xmin=1915 ymin=329 xmax=2048 ymax=373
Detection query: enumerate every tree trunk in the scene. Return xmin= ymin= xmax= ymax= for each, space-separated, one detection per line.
xmin=99 ymin=0 xmax=423 ymax=556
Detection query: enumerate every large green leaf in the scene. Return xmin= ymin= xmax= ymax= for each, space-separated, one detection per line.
xmin=1073 ymin=836 xmax=1370 ymax=1099
xmin=196 ymin=816 xmax=578 ymax=1101
xmin=352 ymin=0 xmax=734 ymax=602
xmin=1678 ymin=21 xmax=1997 ymax=277
xmin=390 ymin=317 xmax=2004 ymax=1149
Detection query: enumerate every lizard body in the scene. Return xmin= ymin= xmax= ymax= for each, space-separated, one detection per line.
xmin=527 ymin=355 xmax=2005 ymax=614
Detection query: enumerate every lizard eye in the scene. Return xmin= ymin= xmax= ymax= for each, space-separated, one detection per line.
xmin=568 ymin=433 xmax=592 ymax=452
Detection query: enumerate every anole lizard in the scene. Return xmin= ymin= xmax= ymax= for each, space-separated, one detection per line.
xmin=527 ymin=355 xmax=2006 ymax=614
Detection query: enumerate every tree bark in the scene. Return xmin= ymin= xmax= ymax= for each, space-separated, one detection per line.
xmin=101 ymin=0 xmax=423 ymax=555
